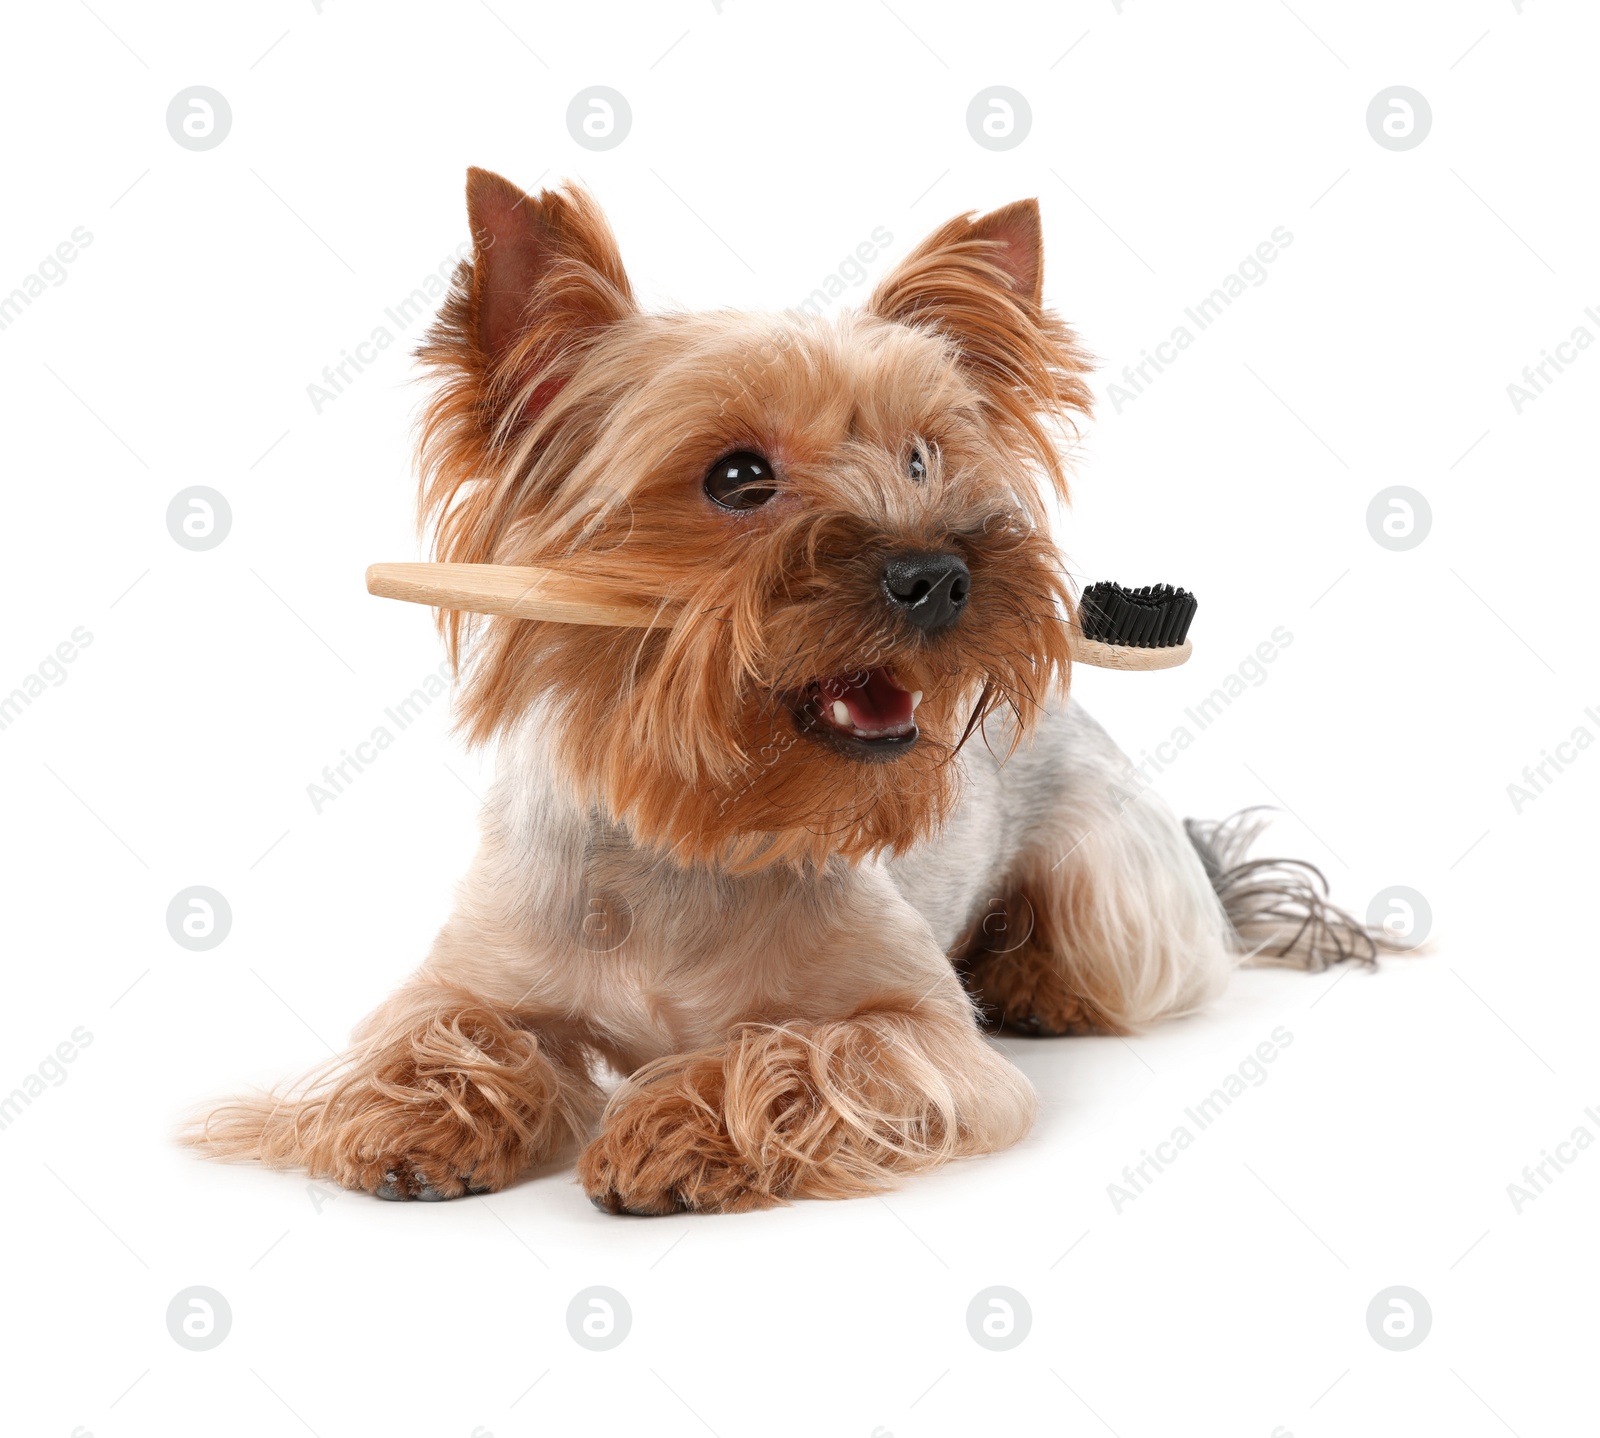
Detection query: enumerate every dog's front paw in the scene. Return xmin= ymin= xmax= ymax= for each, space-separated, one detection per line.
xmin=577 ymin=1063 xmax=773 ymax=1216
xmin=364 ymin=1156 xmax=491 ymax=1202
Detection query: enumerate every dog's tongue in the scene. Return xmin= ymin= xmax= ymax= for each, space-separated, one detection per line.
xmin=823 ymin=668 xmax=914 ymax=730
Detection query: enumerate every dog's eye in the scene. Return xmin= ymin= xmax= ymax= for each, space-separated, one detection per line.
xmin=704 ymin=450 xmax=777 ymax=510
xmin=908 ymin=449 xmax=926 ymax=482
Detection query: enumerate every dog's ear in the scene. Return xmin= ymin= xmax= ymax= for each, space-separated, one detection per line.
xmin=464 ymin=168 xmax=634 ymax=376
xmin=417 ymin=174 xmax=636 ymax=634
xmin=961 ymin=198 xmax=1044 ymax=306
xmin=870 ymin=198 xmax=1044 ymax=334
xmin=869 ymin=199 xmax=1091 ymax=494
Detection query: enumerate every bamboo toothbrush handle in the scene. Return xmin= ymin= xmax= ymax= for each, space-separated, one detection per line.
xmin=364 ymin=562 xmax=1191 ymax=670
xmin=1067 ymin=634 xmax=1191 ymax=671
xmin=365 ymin=562 xmax=671 ymax=629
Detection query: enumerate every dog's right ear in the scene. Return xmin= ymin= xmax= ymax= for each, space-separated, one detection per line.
xmin=464 ymin=169 xmax=634 ymax=376
xmin=417 ymin=175 xmax=635 ymax=621
xmin=425 ymin=169 xmax=635 ymax=434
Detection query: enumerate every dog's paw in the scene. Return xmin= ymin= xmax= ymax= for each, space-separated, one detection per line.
xmin=576 ymin=1067 xmax=775 ymax=1216
xmin=367 ymin=1158 xmax=492 ymax=1202
xmin=961 ymin=948 xmax=1108 ymax=1037
xmin=335 ymin=1153 xmax=492 ymax=1202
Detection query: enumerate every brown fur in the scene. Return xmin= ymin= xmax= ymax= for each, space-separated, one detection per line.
xmin=185 ymin=173 xmax=1374 ymax=1212
xmin=413 ymin=172 xmax=1088 ymax=869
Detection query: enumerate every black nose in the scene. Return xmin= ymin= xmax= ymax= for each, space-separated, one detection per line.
xmin=883 ymin=551 xmax=971 ymax=632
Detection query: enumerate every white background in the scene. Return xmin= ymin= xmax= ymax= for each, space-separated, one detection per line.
xmin=3 ymin=1 xmax=1597 ymax=1434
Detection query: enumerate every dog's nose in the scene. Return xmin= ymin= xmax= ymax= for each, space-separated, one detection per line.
xmin=883 ymin=552 xmax=970 ymax=632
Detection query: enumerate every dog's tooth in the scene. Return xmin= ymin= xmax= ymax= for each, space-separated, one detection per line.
xmin=831 ymin=700 xmax=851 ymax=727
xmin=910 ymin=691 xmax=923 ymax=712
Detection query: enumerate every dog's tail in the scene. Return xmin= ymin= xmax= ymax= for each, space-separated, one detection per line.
xmin=1185 ymin=807 xmax=1400 ymax=971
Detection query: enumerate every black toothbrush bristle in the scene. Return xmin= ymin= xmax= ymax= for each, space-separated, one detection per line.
xmin=1078 ymin=581 xmax=1197 ymax=648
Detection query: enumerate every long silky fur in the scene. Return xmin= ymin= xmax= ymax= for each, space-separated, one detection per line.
xmin=182 ymin=985 xmax=603 ymax=1198
xmin=1186 ymin=808 xmax=1395 ymax=970
xmin=186 ymin=177 xmax=1373 ymax=1217
xmin=412 ymin=183 xmax=1092 ymax=870
xmin=579 ymin=1011 xmax=1035 ymax=1213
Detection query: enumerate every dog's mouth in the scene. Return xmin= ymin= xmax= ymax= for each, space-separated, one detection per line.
xmin=790 ymin=667 xmax=921 ymax=760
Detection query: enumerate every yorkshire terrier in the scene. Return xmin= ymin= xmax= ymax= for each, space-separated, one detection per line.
xmin=188 ymin=169 xmax=1376 ymax=1212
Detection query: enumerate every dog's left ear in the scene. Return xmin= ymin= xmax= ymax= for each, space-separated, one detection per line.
xmin=869 ymin=200 xmax=1091 ymax=492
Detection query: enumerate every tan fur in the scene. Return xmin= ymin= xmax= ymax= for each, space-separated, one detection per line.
xmin=184 ymin=984 xmax=602 ymax=1198
xmin=185 ymin=173 xmax=1374 ymax=1211
xmin=580 ymin=1009 xmax=1033 ymax=1214
xmin=408 ymin=172 xmax=1087 ymax=870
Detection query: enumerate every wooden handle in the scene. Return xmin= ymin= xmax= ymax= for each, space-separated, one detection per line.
xmin=366 ymin=562 xmax=671 ymax=629
xmin=365 ymin=562 xmax=1191 ymax=671
xmin=1068 ymin=634 xmax=1191 ymax=671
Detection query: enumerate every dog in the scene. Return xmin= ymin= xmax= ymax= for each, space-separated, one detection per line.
xmin=187 ymin=169 xmax=1378 ymax=1212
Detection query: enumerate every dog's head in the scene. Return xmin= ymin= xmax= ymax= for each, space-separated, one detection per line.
xmin=418 ymin=169 xmax=1092 ymax=869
